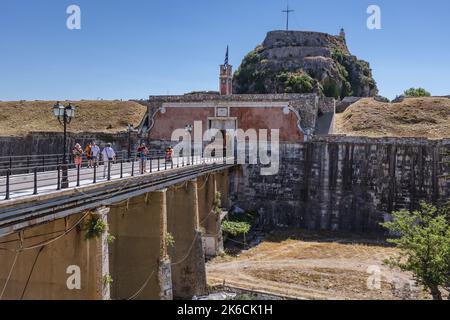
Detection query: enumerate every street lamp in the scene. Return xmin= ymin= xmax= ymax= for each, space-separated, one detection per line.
xmin=126 ymin=124 xmax=136 ymax=160
xmin=185 ymin=125 xmax=193 ymax=164
xmin=53 ymin=102 xmax=76 ymax=189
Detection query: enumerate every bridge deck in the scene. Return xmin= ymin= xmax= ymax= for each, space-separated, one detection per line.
xmin=0 ymin=156 xmax=235 ymax=237
xmin=0 ymin=156 xmax=220 ymax=200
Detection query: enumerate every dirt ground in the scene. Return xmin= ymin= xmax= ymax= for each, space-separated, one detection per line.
xmin=207 ymin=230 xmax=432 ymax=300
xmin=334 ymin=97 xmax=450 ymax=139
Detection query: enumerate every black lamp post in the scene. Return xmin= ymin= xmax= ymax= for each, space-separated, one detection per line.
xmin=185 ymin=124 xmax=193 ymax=164
xmin=126 ymin=124 xmax=135 ymax=160
xmin=53 ymin=102 xmax=76 ymax=189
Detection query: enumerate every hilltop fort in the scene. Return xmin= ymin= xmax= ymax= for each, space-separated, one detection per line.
xmin=233 ymin=30 xmax=378 ymax=98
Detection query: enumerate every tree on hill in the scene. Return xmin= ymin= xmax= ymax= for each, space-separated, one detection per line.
xmin=381 ymin=202 xmax=450 ymax=300
xmin=403 ymin=88 xmax=431 ymax=97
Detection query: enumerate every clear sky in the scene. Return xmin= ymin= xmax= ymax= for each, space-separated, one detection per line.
xmin=0 ymin=0 xmax=449 ymax=101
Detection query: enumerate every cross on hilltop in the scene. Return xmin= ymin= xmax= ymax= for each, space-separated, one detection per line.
xmin=282 ymin=4 xmax=295 ymax=31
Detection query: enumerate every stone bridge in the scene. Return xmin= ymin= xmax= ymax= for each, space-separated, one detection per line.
xmin=0 ymin=156 xmax=234 ymax=300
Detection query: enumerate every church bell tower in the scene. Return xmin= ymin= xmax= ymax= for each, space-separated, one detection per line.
xmin=220 ymin=46 xmax=233 ymax=95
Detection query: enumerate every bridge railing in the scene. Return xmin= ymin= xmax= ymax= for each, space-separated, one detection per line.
xmin=0 ymin=149 xmax=233 ymax=201
xmin=0 ymin=150 xmax=166 ymax=176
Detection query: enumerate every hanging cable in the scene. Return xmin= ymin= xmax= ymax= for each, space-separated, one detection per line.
xmin=0 ymin=250 xmax=20 ymax=300
xmin=171 ymin=231 xmax=200 ymax=266
xmin=126 ymin=271 xmax=155 ymax=301
xmin=20 ymin=246 xmax=44 ymax=300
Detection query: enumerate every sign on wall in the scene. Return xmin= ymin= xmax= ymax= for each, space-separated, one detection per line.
xmin=216 ymin=107 xmax=229 ymax=117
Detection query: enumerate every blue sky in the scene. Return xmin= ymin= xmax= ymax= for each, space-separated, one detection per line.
xmin=0 ymin=0 xmax=449 ymax=101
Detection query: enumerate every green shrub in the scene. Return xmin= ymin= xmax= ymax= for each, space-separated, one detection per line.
xmin=323 ymin=78 xmax=340 ymax=98
xmin=84 ymin=215 xmax=108 ymax=240
xmin=275 ymin=72 xmax=314 ymax=94
xmin=165 ymin=233 xmax=175 ymax=248
xmin=381 ymin=202 xmax=450 ymax=300
xmin=221 ymin=220 xmax=251 ymax=237
xmin=404 ymin=88 xmax=431 ymax=97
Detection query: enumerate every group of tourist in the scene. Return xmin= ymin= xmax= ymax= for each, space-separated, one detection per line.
xmin=71 ymin=142 xmax=117 ymax=178
xmin=71 ymin=142 xmax=113 ymax=168
xmin=71 ymin=142 xmax=175 ymax=177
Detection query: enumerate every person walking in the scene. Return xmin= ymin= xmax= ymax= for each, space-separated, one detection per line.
xmin=165 ymin=146 xmax=174 ymax=164
xmin=85 ymin=142 xmax=93 ymax=168
xmin=72 ymin=143 xmax=83 ymax=168
xmin=137 ymin=143 xmax=149 ymax=173
xmin=102 ymin=143 xmax=116 ymax=178
xmin=91 ymin=142 xmax=100 ymax=168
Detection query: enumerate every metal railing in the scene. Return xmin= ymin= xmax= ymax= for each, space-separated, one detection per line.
xmin=0 ymin=149 xmax=233 ymax=201
xmin=0 ymin=150 xmax=167 ymax=175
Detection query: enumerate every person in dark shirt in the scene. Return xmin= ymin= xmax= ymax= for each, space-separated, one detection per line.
xmin=137 ymin=143 xmax=149 ymax=173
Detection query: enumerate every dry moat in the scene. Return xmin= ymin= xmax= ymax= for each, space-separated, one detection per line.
xmin=207 ymin=230 xmax=437 ymax=300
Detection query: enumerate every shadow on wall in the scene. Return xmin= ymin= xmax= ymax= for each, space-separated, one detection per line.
xmin=0 ymin=132 xmax=141 ymax=157
xmin=229 ymin=137 xmax=450 ymax=233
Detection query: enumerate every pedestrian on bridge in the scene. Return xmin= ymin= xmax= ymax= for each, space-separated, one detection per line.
xmin=137 ymin=143 xmax=149 ymax=173
xmin=85 ymin=142 xmax=93 ymax=168
xmin=91 ymin=142 xmax=100 ymax=168
xmin=72 ymin=144 xmax=84 ymax=168
xmin=102 ymin=143 xmax=116 ymax=178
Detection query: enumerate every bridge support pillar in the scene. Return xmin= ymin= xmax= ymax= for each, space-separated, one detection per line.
xmin=215 ymin=170 xmax=230 ymax=209
xmin=167 ymin=179 xmax=207 ymax=299
xmin=108 ymin=190 xmax=172 ymax=300
xmin=0 ymin=207 xmax=111 ymax=300
xmin=197 ymin=174 xmax=224 ymax=258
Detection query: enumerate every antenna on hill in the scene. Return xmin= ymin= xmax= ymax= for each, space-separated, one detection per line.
xmin=282 ymin=4 xmax=295 ymax=31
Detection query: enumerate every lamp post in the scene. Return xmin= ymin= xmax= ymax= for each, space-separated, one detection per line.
xmin=126 ymin=124 xmax=135 ymax=160
xmin=53 ymin=102 xmax=76 ymax=189
xmin=185 ymin=124 xmax=193 ymax=164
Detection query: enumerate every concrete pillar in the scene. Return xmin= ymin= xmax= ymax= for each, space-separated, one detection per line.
xmin=197 ymin=174 xmax=224 ymax=257
xmin=197 ymin=174 xmax=217 ymax=233
xmin=0 ymin=208 xmax=110 ymax=300
xmin=167 ymin=179 xmax=207 ymax=299
xmin=108 ymin=190 xmax=172 ymax=300
xmin=215 ymin=170 xmax=230 ymax=208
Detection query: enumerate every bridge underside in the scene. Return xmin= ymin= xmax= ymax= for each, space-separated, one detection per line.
xmin=0 ymin=167 xmax=231 ymax=300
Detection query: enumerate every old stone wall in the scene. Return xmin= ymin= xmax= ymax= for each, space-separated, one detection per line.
xmin=0 ymin=132 xmax=140 ymax=158
xmin=147 ymin=93 xmax=332 ymax=138
xmin=230 ymin=136 xmax=450 ymax=232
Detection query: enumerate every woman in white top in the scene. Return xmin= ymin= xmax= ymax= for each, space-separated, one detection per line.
xmin=102 ymin=143 xmax=116 ymax=178
xmin=91 ymin=142 xmax=101 ymax=167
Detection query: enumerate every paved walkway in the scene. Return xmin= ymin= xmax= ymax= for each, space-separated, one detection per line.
xmin=0 ymin=156 xmax=225 ymax=201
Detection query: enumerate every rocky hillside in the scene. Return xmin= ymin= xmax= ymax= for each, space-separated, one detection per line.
xmin=335 ymin=97 xmax=450 ymax=139
xmin=0 ymin=100 xmax=147 ymax=136
xmin=233 ymin=30 xmax=378 ymax=98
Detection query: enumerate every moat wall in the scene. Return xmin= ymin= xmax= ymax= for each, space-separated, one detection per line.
xmin=0 ymin=132 xmax=140 ymax=158
xmin=230 ymin=136 xmax=450 ymax=232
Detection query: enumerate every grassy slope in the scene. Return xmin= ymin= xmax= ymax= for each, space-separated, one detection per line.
xmin=0 ymin=100 xmax=147 ymax=136
xmin=335 ymin=97 xmax=450 ymax=139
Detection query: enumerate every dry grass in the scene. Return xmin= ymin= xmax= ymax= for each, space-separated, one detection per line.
xmin=207 ymin=230 xmax=431 ymax=300
xmin=335 ymin=97 xmax=450 ymax=139
xmin=0 ymin=100 xmax=147 ymax=136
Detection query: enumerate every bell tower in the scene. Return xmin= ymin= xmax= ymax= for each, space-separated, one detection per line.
xmin=220 ymin=46 xmax=233 ymax=95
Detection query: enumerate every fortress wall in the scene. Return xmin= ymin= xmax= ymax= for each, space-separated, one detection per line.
xmin=0 ymin=132 xmax=139 ymax=158
xmin=230 ymin=136 xmax=450 ymax=232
